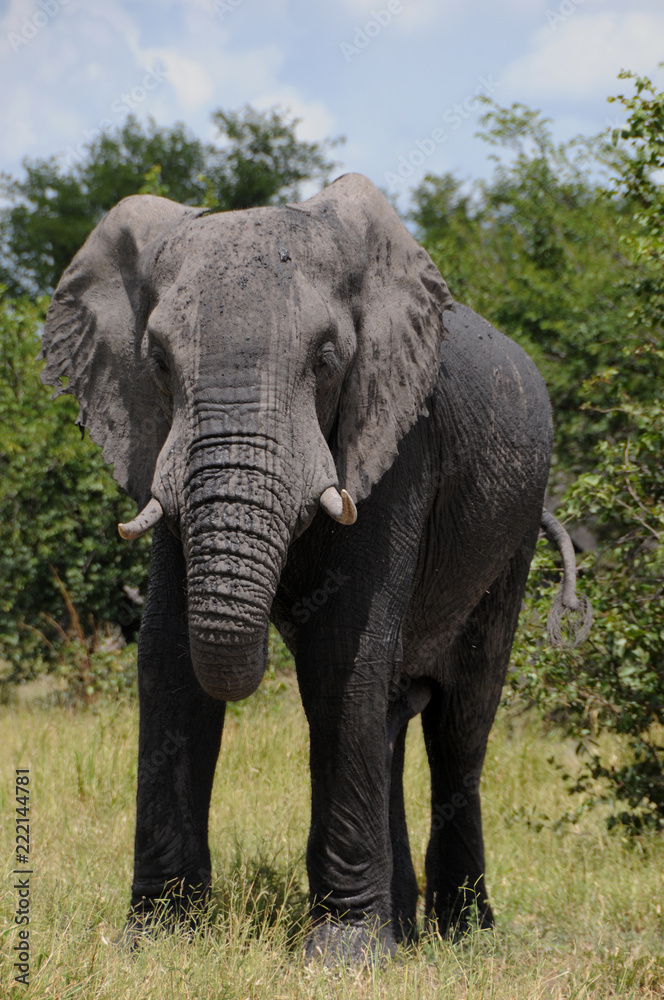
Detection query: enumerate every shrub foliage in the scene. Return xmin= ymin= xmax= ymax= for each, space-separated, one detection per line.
xmin=506 ymin=72 xmax=664 ymax=829
xmin=0 ymin=294 xmax=149 ymax=677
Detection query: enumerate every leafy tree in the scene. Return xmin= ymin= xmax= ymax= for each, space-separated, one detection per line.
xmin=410 ymin=104 xmax=642 ymax=478
xmin=608 ymin=69 xmax=664 ymax=330
xmin=0 ymin=118 xmax=208 ymax=296
xmin=0 ymin=108 xmax=343 ymax=296
xmin=204 ymin=106 xmax=344 ymax=210
xmin=509 ymin=72 xmax=664 ymax=831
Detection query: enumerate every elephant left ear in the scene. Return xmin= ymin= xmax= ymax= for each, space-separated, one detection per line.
xmin=303 ymin=173 xmax=454 ymax=504
xmin=39 ymin=195 xmax=207 ymax=507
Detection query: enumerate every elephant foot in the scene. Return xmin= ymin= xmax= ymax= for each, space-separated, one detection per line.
xmin=303 ymin=919 xmax=397 ymax=967
xmin=393 ymin=915 xmax=419 ymax=949
xmin=426 ymin=889 xmax=494 ymax=943
xmin=126 ymin=875 xmax=211 ymax=944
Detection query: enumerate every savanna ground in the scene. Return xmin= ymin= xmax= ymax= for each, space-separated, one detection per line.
xmin=1 ymin=662 xmax=664 ymax=1000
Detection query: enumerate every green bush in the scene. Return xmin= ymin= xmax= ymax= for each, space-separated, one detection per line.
xmin=509 ymin=71 xmax=664 ymax=829
xmin=0 ymin=292 xmax=149 ymax=677
xmin=411 ymin=101 xmax=641 ymax=478
xmin=511 ymin=370 xmax=664 ymax=830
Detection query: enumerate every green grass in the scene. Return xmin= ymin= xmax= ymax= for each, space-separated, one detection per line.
xmin=1 ymin=672 xmax=664 ymax=998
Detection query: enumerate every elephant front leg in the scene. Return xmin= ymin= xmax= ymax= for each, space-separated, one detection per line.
xmin=130 ymin=522 xmax=225 ymax=932
xmin=297 ymin=638 xmax=397 ymax=963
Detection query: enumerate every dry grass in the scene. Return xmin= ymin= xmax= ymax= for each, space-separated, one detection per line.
xmin=1 ymin=674 xmax=663 ymax=998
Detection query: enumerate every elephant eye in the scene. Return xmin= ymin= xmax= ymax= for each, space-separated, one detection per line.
xmin=150 ymin=345 xmax=171 ymax=392
xmin=152 ymin=347 xmax=169 ymax=372
xmin=317 ymin=342 xmax=342 ymax=377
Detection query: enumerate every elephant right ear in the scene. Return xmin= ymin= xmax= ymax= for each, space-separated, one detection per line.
xmin=40 ymin=196 xmax=207 ymax=507
xmin=302 ymin=174 xmax=454 ymax=504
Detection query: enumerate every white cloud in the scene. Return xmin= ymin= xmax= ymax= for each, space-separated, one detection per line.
xmin=139 ymin=49 xmax=214 ymax=110
xmin=131 ymin=3 xmax=289 ymax=115
xmin=0 ymin=0 xmax=293 ymax=172
xmin=0 ymin=84 xmax=40 ymax=155
xmin=85 ymin=0 xmax=141 ymax=50
xmin=503 ymin=12 xmax=664 ymax=100
xmin=252 ymin=87 xmax=338 ymax=143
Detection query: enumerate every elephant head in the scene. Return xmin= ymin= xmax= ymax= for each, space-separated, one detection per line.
xmin=40 ymin=174 xmax=453 ymax=701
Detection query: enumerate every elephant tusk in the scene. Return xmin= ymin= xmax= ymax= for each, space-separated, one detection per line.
xmin=319 ymin=486 xmax=357 ymax=526
xmin=118 ymin=498 xmax=164 ymax=540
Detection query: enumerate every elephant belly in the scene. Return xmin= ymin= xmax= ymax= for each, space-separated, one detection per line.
xmin=402 ymin=508 xmax=532 ymax=679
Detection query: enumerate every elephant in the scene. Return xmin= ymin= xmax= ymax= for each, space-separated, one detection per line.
xmin=40 ymin=172 xmax=581 ymax=961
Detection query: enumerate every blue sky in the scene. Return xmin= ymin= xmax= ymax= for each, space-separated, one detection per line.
xmin=1 ymin=0 xmax=663 ymax=210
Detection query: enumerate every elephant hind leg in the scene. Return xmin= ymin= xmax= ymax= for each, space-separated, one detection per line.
xmin=421 ymin=538 xmax=536 ymax=938
xmin=421 ymin=679 xmax=495 ymax=940
xmin=386 ymin=677 xmax=432 ymax=944
xmin=389 ymin=722 xmax=418 ymax=944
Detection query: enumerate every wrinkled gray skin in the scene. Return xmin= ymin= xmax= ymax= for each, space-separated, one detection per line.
xmin=42 ymin=174 xmax=555 ymax=961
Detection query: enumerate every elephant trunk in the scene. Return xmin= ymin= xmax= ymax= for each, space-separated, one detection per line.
xmin=182 ymin=432 xmax=295 ymax=702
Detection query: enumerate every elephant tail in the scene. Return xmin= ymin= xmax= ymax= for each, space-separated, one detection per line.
xmin=540 ymin=510 xmax=593 ymax=648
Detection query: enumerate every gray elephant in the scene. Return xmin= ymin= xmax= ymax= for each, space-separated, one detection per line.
xmin=40 ymin=173 xmax=579 ymax=960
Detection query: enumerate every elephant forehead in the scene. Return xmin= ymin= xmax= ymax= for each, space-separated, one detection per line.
xmin=148 ymin=262 xmax=310 ymax=350
xmin=149 ymin=255 xmax=353 ymax=364
xmin=150 ymin=206 xmax=359 ymax=295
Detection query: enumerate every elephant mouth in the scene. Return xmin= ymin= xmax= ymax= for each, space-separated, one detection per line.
xmin=118 ymin=485 xmax=357 ymax=542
